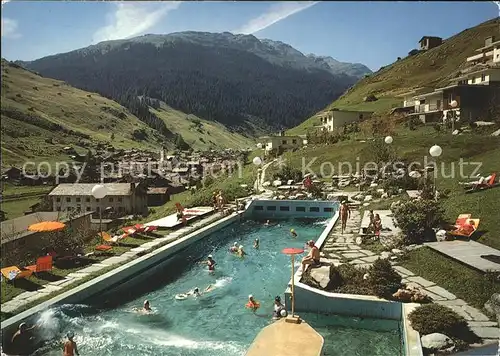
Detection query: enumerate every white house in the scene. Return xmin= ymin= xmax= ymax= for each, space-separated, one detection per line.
xmin=316 ymin=109 xmax=373 ymax=132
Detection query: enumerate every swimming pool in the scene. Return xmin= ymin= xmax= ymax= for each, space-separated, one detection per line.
xmin=301 ymin=312 xmax=403 ymax=356
xmin=32 ymin=218 xmax=401 ymax=356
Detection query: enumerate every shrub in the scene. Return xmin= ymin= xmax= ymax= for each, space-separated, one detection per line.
xmin=273 ymin=164 xmax=302 ymax=182
xmin=408 ymin=304 xmax=479 ymax=345
xmin=367 ymin=259 xmax=402 ymax=298
xmin=393 ymin=198 xmax=444 ymax=244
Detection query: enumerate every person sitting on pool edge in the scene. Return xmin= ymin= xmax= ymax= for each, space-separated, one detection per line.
xmin=301 ymin=240 xmax=320 ymax=273
xmin=290 ymin=229 xmax=297 ymax=238
xmin=253 ymin=238 xmax=259 ymax=249
xmin=230 ymin=242 xmax=238 ymax=253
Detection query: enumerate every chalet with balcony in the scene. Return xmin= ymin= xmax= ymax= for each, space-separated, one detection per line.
xmin=419 ymin=36 xmax=442 ymax=51
xmin=258 ymin=131 xmax=304 ymax=155
xmin=400 ymin=36 xmax=500 ymax=124
xmin=316 ymin=109 xmax=373 ymax=132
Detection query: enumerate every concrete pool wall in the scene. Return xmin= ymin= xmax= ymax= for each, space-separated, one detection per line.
xmin=281 ymin=207 xmax=423 ymax=356
xmin=1 ymin=212 xmax=240 ymax=343
xmin=244 ymin=199 xmax=339 ymax=219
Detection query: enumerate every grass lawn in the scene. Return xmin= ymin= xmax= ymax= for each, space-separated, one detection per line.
xmin=401 ymin=247 xmax=500 ymax=311
xmin=0 ymin=235 xmax=153 ymax=305
xmin=2 ymin=197 xmax=42 ymax=219
xmin=1 ymin=183 xmax=53 ymax=197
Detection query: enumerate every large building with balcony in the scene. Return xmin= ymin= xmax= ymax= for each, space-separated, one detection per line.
xmin=258 ymin=131 xmax=305 ymax=155
xmin=398 ymin=36 xmax=500 ymax=124
xmin=48 ymin=183 xmax=148 ymax=217
xmin=316 ymin=109 xmax=374 ymax=132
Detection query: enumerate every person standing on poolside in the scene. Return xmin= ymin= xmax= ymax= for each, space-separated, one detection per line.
xmin=340 ymin=201 xmax=351 ymax=234
xmin=63 ymin=331 xmax=79 ymax=356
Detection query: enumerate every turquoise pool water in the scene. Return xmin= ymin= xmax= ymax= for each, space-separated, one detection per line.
xmin=301 ymin=313 xmax=403 ymax=356
xmin=32 ymin=218 xmax=401 ymax=356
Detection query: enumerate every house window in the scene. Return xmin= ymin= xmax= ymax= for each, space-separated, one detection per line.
xmin=56 ymin=198 xmax=61 ymax=202
xmin=76 ymin=204 xmax=81 ymax=212
xmin=324 ymin=207 xmax=333 ymax=213
xmin=76 ymin=197 xmax=81 ymax=202
xmin=282 ymin=140 xmax=287 ymax=144
xmin=359 ymin=114 xmax=363 ymax=120
xmin=56 ymin=206 xmax=61 ymax=211
xmin=86 ymin=207 xmax=91 ymax=211
xmin=481 ymin=74 xmax=486 ymax=82
xmin=86 ymin=197 xmax=90 ymax=202
xmin=118 ymin=197 xmax=122 ymax=202
xmin=109 ymin=197 xmax=114 ymax=203
xmin=280 ymin=206 xmax=290 ymax=211
xmin=254 ymin=206 xmax=264 ymax=211
xmin=66 ymin=197 xmax=71 ymax=203
xmin=296 ymin=207 xmax=306 ymax=212
xmin=266 ymin=206 xmax=276 ymax=211
xmin=292 ymin=139 xmax=297 ymax=144
xmin=309 ymin=207 xmax=320 ymax=212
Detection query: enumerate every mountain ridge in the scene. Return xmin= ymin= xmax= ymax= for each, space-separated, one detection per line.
xmin=16 ymin=31 xmax=370 ymax=132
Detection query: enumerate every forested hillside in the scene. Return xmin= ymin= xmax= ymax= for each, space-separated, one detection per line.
xmin=19 ymin=32 xmax=363 ymax=132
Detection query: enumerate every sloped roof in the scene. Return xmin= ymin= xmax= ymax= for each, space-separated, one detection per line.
xmin=48 ymin=183 xmax=137 ymax=196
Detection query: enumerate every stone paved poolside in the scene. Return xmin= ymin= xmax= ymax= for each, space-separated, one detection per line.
xmin=425 ymin=240 xmax=500 ymax=273
xmin=1 ymin=211 xmax=225 ymax=315
xmin=316 ymin=205 xmax=499 ymax=345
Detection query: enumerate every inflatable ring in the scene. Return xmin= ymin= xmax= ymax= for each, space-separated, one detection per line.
xmin=245 ymin=301 xmax=260 ymax=309
xmin=175 ymin=294 xmax=188 ymax=300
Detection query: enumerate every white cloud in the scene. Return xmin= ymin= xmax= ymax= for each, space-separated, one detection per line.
xmin=233 ymin=1 xmax=319 ymax=35
xmin=1 ymin=0 xmax=11 ymax=7
xmin=1 ymin=17 xmax=20 ymax=39
xmin=92 ymin=1 xmax=182 ymax=43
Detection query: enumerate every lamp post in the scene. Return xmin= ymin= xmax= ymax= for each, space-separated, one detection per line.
xmin=449 ymin=100 xmax=458 ymax=132
xmin=429 ymin=145 xmax=443 ymax=197
xmin=282 ymin=247 xmax=304 ymax=324
xmin=91 ymin=184 xmax=108 ymax=238
xmin=252 ymin=156 xmax=262 ymax=192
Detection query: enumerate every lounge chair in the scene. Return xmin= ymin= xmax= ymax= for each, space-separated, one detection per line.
xmin=465 ymin=173 xmax=498 ymax=193
xmin=25 ymin=256 xmax=53 ymax=275
xmin=448 ymin=219 xmax=480 ymax=238
xmin=1 ymin=266 xmax=33 ymax=282
xmin=95 ymin=231 xmax=127 ymax=252
xmin=455 ymin=214 xmax=472 ymax=228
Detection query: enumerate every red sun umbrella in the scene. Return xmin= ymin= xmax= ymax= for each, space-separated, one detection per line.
xmin=282 ymin=247 xmax=304 ymax=255
xmin=282 ymin=247 xmax=304 ymax=321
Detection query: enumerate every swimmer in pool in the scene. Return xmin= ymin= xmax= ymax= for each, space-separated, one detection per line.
xmin=245 ymin=294 xmax=260 ymax=312
xmin=237 ymin=245 xmax=247 ymax=257
xmin=229 ymin=242 xmax=238 ymax=253
xmin=187 ymin=287 xmax=201 ymax=297
xmin=253 ymin=238 xmax=259 ymax=249
xmin=143 ymin=300 xmax=152 ymax=312
xmin=264 ymin=220 xmax=270 ymax=226
xmin=290 ymin=229 xmax=297 ymax=238
xmin=199 ymin=255 xmax=216 ymax=271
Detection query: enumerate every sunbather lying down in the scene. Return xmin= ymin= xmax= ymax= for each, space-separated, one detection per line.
xmin=459 ymin=174 xmax=492 ymax=186
xmin=449 ymin=219 xmax=477 ymax=237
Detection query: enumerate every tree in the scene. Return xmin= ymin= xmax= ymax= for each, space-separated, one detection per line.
xmin=174 ymin=134 xmax=190 ymax=151
xmin=393 ymin=199 xmax=445 ymax=244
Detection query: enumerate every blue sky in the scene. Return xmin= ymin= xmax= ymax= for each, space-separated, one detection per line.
xmin=1 ymin=1 xmax=498 ymax=70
